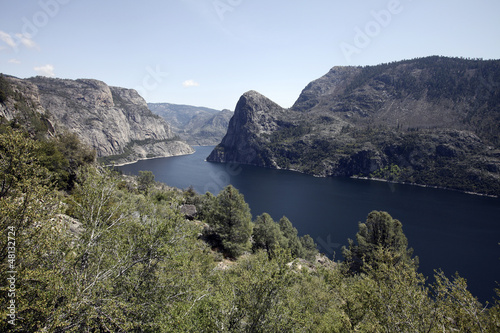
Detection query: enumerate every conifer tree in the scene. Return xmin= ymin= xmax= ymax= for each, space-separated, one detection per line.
xmin=278 ymin=216 xmax=304 ymax=258
xmin=253 ymin=213 xmax=286 ymax=256
xmin=300 ymin=234 xmax=318 ymax=262
xmin=343 ymin=211 xmax=416 ymax=274
xmin=207 ymin=185 xmax=253 ymax=257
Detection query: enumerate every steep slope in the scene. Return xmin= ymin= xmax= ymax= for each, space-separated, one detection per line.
xmin=208 ymin=57 xmax=500 ymax=196
xmin=148 ymin=103 xmax=233 ymax=145
xmin=0 ymin=75 xmax=193 ymax=164
xmin=208 ymin=90 xmax=289 ymax=166
xmin=293 ymin=56 xmax=500 ymax=140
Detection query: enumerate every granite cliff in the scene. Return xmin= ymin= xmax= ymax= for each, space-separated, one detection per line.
xmin=0 ymin=75 xmax=193 ymax=164
xmin=208 ymin=57 xmax=500 ymax=196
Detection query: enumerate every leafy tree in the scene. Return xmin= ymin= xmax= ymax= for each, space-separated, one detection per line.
xmin=198 ymin=250 xmax=297 ymax=332
xmin=48 ymin=166 xmax=214 ymax=331
xmin=197 ymin=191 xmax=217 ymax=221
xmin=340 ymin=247 xmax=433 ymax=331
xmin=432 ymin=270 xmax=490 ymax=332
xmin=56 ymin=131 xmax=96 ymax=166
xmin=205 ymin=185 xmax=253 ymax=257
xmin=300 ymin=234 xmax=318 ymax=262
xmin=138 ymin=170 xmax=155 ymax=193
xmin=0 ymin=128 xmax=70 ymax=332
xmin=36 ymin=139 xmax=70 ymax=188
xmin=278 ymin=216 xmax=304 ymax=258
xmin=342 ymin=211 xmax=416 ymax=274
xmin=488 ymin=289 xmax=500 ymax=331
xmin=252 ymin=213 xmax=286 ymax=256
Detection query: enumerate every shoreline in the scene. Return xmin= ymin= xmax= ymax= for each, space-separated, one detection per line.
xmin=110 ymin=147 xmax=499 ymax=199
xmin=350 ymin=176 xmax=499 ymax=199
xmin=104 ymin=150 xmax=196 ymax=167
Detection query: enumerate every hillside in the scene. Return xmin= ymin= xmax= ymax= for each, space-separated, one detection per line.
xmin=208 ymin=57 xmax=500 ymax=196
xmin=149 ymin=102 xmax=233 ymax=145
xmin=2 ymin=125 xmax=499 ymax=331
xmin=0 ymin=75 xmax=193 ymax=164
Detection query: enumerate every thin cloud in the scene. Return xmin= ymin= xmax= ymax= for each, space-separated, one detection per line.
xmin=0 ymin=30 xmax=37 ymax=51
xmin=15 ymin=33 xmax=37 ymax=48
xmin=8 ymin=58 xmax=21 ymax=64
xmin=0 ymin=31 xmax=16 ymax=49
xmin=34 ymin=64 xmax=55 ymax=77
xmin=182 ymin=79 xmax=200 ymax=87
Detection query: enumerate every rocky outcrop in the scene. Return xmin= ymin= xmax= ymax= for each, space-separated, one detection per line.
xmin=207 ymin=90 xmax=288 ymax=166
xmin=208 ymin=57 xmax=500 ymax=196
xmin=0 ymin=75 xmax=194 ymax=164
xmin=148 ymin=103 xmax=233 ymax=145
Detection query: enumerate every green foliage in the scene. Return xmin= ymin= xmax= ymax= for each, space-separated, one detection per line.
xmin=278 ymin=216 xmax=305 ymax=258
xmin=340 ymin=247 xmax=433 ymax=331
xmin=432 ymin=270 xmax=489 ymax=331
xmin=0 ymin=74 xmax=12 ymax=104
xmin=195 ymin=250 xmax=301 ymax=332
xmin=1 ymin=127 xmax=498 ymax=331
xmin=54 ymin=131 xmax=96 ymax=168
xmin=343 ymin=211 xmax=416 ymax=274
xmin=0 ymin=123 xmax=95 ymax=191
xmin=138 ymin=169 xmax=155 ymax=193
xmin=0 ymin=128 xmax=68 ymax=332
xmin=269 ymin=123 xmax=311 ymax=144
xmin=300 ymin=234 xmax=319 ymax=262
xmin=252 ymin=213 xmax=286 ymax=256
xmin=205 ymin=185 xmax=253 ymax=257
xmin=370 ymin=163 xmax=403 ymax=181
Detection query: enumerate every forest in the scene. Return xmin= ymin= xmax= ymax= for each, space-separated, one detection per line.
xmin=1 ymin=122 xmax=500 ymax=332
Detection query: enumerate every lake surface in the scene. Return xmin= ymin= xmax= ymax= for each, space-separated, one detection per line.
xmin=118 ymin=146 xmax=500 ymax=303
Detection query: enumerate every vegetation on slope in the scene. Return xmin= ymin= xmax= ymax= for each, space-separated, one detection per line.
xmin=210 ymin=57 xmax=500 ymax=196
xmin=1 ymin=126 xmax=500 ymax=332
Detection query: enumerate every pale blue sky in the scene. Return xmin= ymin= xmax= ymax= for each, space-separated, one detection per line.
xmin=1 ymin=0 xmax=499 ymax=110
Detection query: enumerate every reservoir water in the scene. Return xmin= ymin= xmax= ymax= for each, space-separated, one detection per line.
xmin=118 ymin=146 xmax=500 ymax=304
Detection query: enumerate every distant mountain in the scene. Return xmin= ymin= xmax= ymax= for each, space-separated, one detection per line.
xmin=149 ymin=103 xmax=233 ymax=145
xmin=208 ymin=56 xmax=500 ymax=196
xmin=0 ymin=75 xmax=193 ymax=165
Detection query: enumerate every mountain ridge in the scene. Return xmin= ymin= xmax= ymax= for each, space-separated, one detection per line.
xmin=208 ymin=56 xmax=500 ymax=196
xmin=0 ymin=75 xmax=194 ymax=165
xmin=148 ymin=102 xmax=233 ymax=145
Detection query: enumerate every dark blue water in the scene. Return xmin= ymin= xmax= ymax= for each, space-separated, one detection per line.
xmin=118 ymin=146 xmax=500 ymax=304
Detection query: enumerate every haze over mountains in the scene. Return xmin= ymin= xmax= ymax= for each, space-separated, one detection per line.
xmin=148 ymin=103 xmax=233 ymax=146
xmin=208 ymin=56 xmax=500 ymax=196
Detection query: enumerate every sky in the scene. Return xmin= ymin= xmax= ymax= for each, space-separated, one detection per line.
xmin=1 ymin=0 xmax=499 ymax=110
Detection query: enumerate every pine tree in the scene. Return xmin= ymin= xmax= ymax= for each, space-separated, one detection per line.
xmin=253 ymin=213 xmax=286 ymax=256
xmin=278 ymin=216 xmax=304 ymax=258
xmin=342 ymin=211 xmax=416 ymax=274
xmin=300 ymin=234 xmax=318 ymax=262
xmin=207 ymin=185 xmax=253 ymax=257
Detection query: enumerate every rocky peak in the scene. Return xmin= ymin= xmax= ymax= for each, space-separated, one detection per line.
xmin=230 ymin=90 xmax=285 ymax=135
xmin=207 ymin=90 xmax=286 ymax=165
xmin=207 ymin=56 xmax=500 ymax=195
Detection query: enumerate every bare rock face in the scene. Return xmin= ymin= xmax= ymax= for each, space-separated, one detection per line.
xmin=1 ymin=75 xmax=193 ymax=164
xmin=207 ymin=57 xmax=500 ymax=196
xmin=207 ymin=90 xmax=287 ymax=166
xmin=0 ymin=75 xmax=45 ymax=120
